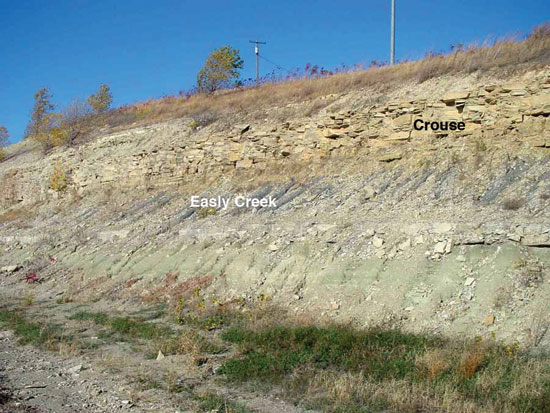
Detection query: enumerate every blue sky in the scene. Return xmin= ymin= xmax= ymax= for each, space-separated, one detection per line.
xmin=0 ymin=0 xmax=548 ymax=143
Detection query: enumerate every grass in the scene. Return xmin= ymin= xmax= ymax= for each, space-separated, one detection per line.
xmin=55 ymin=296 xmax=73 ymax=304
xmin=23 ymin=293 xmax=35 ymax=307
xmin=150 ymin=329 xmax=226 ymax=360
xmin=74 ymin=23 xmax=550 ymax=138
xmin=69 ymin=311 xmax=109 ymax=324
xmin=0 ymin=207 xmax=34 ymax=225
xmin=0 ymin=309 xmax=65 ymax=348
xmin=3 ymin=299 xmax=549 ymax=412
xmin=195 ymin=392 xmax=253 ymax=413
xmin=69 ymin=311 xmax=171 ymax=340
xmin=171 ymin=296 xmax=550 ymax=411
xmin=216 ymin=323 xmax=550 ymax=412
xmin=219 ymin=325 xmax=436 ymax=382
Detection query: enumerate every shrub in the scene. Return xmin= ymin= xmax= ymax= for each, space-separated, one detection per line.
xmin=50 ymin=161 xmax=68 ymax=193
xmin=197 ymin=46 xmax=243 ymax=94
xmin=528 ymin=22 xmax=550 ymax=41
xmin=197 ymin=207 xmax=217 ymax=219
xmin=190 ymin=110 xmax=219 ymax=130
xmin=61 ymin=99 xmax=93 ymax=143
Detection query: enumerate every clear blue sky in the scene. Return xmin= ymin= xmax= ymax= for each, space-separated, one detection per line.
xmin=0 ymin=0 xmax=547 ymax=143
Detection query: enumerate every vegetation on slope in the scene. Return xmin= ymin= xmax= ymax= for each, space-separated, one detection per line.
xmin=1 ymin=293 xmax=550 ymax=412
xmin=16 ymin=22 xmax=550 ymax=152
xmin=99 ymin=22 xmax=550 ymax=130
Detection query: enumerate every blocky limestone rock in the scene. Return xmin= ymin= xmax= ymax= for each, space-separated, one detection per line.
xmin=442 ymin=91 xmax=470 ymax=104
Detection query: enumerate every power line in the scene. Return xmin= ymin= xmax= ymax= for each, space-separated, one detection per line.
xmin=249 ymin=40 xmax=266 ymax=85
xmin=390 ymin=0 xmax=396 ymax=65
xmin=259 ymin=55 xmax=292 ymax=73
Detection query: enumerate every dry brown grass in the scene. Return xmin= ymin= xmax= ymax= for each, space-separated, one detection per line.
xmin=0 ymin=207 xmax=30 ymax=224
xmin=502 ymin=197 xmax=525 ymax=211
xmin=100 ymin=24 xmax=550 ymax=132
xmin=306 ymin=371 xmax=483 ymax=413
xmin=141 ymin=273 xmax=213 ymax=304
xmin=417 ymin=348 xmax=453 ymax=380
xmin=457 ymin=346 xmax=487 ymax=379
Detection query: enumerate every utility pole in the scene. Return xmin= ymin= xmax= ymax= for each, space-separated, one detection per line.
xmin=390 ymin=0 xmax=396 ymax=65
xmin=249 ymin=40 xmax=266 ymax=85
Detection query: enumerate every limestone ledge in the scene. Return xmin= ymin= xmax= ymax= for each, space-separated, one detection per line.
xmin=1 ymin=72 xmax=550 ymax=207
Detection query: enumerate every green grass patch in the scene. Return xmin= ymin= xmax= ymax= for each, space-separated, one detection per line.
xmin=217 ymin=323 xmax=550 ymax=412
xmin=220 ymin=325 xmax=435 ymax=382
xmin=0 ymin=309 xmax=64 ymax=347
xmin=109 ymin=316 xmax=169 ymax=340
xmin=69 ymin=311 xmax=170 ymax=341
xmin=69 ymin=311 xmax=109 ymax=325
xmin=196 ymin=392 xmax=253 ymax=413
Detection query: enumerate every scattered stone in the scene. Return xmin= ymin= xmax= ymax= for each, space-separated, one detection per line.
xmin=0 ymin=265 xmax=19 ymax=273
xmin=377 ymin=153 xmax=402 ymax=162
xmin=372 ymin=236 xmax=384 ymax=248
xmin=465 ymin=277 xmax=476 ymax=286
xmin=442 ymin=91 xmax=470 ymax=104
xmin=67 ymin=364 xmax=83 ymax=374
xmin=434 ymin=222 xmax=453 ymax=234
xmin=398 ymin=238 xmax=411 ymax=251
xmin=363 ymin=186 xmax=377 ymax=200
xmin=434 ymin=241 xmax=447 ymax=254
xmin=317 ymin=224 xmax=337 ymax=232
xmin=363 ymin=229 xmax=375 ymax=238
xmin=414 ymin=235 xmax=424 ymax=245
xmin=483 ymin=314 xmax=495 ymax=325
xmin=445 ymin=239 xmax=453 ymax=254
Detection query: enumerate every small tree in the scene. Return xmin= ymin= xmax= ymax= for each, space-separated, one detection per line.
xmin=0 ymin=126 xmax=8 ymax=146
xmin=88 ymin=84 xmax=113 ymax=114
xmin=0 ymin=126 xmax=8 ymax=160
xmin=197 ymin=46 xmax=243 ymax=94
xmin=25 ymin=88 xmax=55 ymax=139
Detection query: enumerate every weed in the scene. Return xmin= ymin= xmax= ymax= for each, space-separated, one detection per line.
xmin=197 ymin=207 xmax=217 ymax=219
xmin=0 ymin=309 xmax=64 ymax=348
xmin=195 ymin=392 xmax=253 ymax=413
xmin=69 ymin=311 xmax=109 ymax=325
xmin=457 ymin=346 xmax=487 ymax=379
xmin=50 ymin=161 xmax=68 ymax=192
xmin=23 ymin=293 xmax=35 ymax=307
xmin=55 ymin=296 xmax=73 ymax=304
xmin=474 ymin=138 xmax=487 ymax=153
